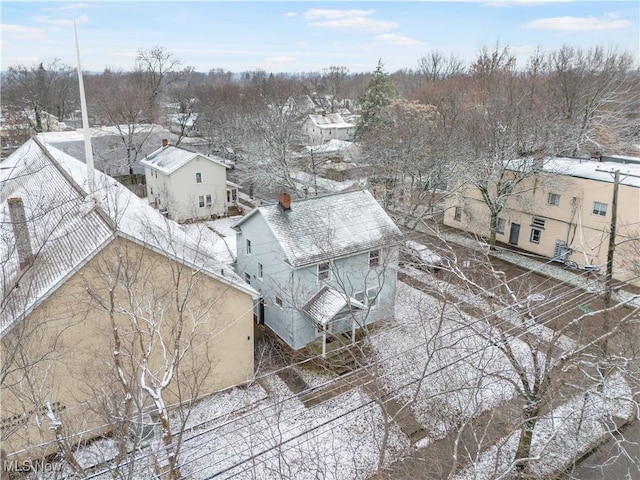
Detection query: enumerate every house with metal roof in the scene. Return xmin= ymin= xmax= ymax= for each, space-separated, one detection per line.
xmin=0 ymin=137 xmax=258 ymax=457
xmin=232 ymin=190 xmax=403 ymax=352
xmin=141 ymin=143 xmax=235 ymax=222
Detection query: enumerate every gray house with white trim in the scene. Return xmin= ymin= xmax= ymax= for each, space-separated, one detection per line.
xmin=232 ymin=190 xmax=402 ymax=351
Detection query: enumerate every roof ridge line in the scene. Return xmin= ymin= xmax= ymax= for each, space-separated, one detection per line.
xmin=31 ymin=136 xmax=117 ymax=231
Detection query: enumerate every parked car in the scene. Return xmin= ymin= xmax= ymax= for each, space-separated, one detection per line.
xmin=403 ymin=240 xmax=443 ymax=270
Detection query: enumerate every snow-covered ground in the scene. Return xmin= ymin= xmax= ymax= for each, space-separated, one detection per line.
xmin=24 ymin=278 xmax=633 ymax=479
xmin=453 ymin=373 xmax=634 ymax=480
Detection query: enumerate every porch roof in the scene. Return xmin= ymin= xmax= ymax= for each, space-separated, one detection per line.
xmin=302 ymin=286 xmax=365 ymax=326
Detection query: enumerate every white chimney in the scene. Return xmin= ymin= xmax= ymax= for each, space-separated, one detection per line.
xmin=8 ymin=197 xmax=34 ymax=270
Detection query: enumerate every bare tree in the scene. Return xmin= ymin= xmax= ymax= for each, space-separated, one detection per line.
xmin=545 ymin=46 xmax=637 ymax=157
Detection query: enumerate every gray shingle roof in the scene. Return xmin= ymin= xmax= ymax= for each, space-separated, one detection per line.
xmin=237 ymin=190 xmax=402 ymax=268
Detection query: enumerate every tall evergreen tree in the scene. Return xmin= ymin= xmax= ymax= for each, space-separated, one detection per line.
xmin=356 ymin=60 xmax=395 ymax=139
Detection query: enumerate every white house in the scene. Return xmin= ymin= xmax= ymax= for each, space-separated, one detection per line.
xmin=141 ymin=143 xmax=231 ymax=222
xmin=302 ymin=113 xmax=355 ymax=145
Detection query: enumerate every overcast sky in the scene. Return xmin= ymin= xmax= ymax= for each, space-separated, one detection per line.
xmin=1 ymin=1 xmax=638 ymax=74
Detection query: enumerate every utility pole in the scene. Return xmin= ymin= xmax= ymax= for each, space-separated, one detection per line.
xmin=603 ymin=169 xmax=620 ymax=305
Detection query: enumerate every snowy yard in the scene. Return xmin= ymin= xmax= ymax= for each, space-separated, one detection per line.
xmin=27 ymin=278 xmax=634 ymax=479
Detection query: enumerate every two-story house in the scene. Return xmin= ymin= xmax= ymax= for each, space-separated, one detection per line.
xmin=232 ymin=190 xmax=403 ymax=352
xmin=444 ymin=155 xmax=640 ymax=285
xmin=302 ymin=112 xmax=355 ymax=145
xmin=1 ymin=137 xmax=258 ymax=458
xmin=141 ymin=143 xmax=233 ymax=222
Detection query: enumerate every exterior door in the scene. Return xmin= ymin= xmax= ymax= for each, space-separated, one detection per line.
xmin=509 ymin=223 xmax=520 ymax=245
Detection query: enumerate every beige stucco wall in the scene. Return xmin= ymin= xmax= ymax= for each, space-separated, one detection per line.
xmin=444 ymin=172 xmax=640 ymax=284
xmin=1 ymin=236 xmax=254 ymax=458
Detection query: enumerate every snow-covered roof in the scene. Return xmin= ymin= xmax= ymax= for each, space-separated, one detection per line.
xmin=141 ymin=145 xmax=228 ymax=175
xmin=302 ymin=286 xmax=364 ymax=326
xmin=304 ymin=139 xmax=354 ymax=154
xmin=306 ymin=113 xmax=354 ymax=130
xmin=37 ymin=124 xmax=168 ymax=144
xmin=1 ymin=138 xmax=257 ymax=336
xmin=233 ymin=190 xmax=403 ymax=268
xmin=168 ymin=113 xmax=199 ymax=128
xmin=543 ymin=157 xmax=640 ymax=188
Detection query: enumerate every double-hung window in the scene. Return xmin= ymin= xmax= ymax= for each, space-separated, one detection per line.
xmin=369 ymin=250 xmax=380 ymax=268
xmin=195 ymin=172 xmax=202 ymax=183
xmin=547 ymin=193 xmax=561 ymax=206
xmin=593 ymin=202 xmax=608 ymax=216
xmin=318 ymin=262 xmax=330 ymax=281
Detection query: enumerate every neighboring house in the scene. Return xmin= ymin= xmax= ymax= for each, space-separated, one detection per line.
xmin=0 ymin=137 xmax=258 ymax=457
xmin=302 ymin=113 xmax=355 ymax=145
xmin=141 ymin=143 xmax=230 ymax=222
xmin=37 ymin=124 xmax=172 ymax=177
xmin=232 ymin=190 xmax=403 ymax=352
xmin=444 ymin=155 xmax=640 ymax=285
xmin=168 ymin=112 xmax=201 ymax=138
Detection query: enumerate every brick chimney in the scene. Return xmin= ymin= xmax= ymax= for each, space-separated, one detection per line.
xmin=162 ymin=138 xmax=168 ymax=148
xmin=278 ymin=193 xmax=291 ymax=211
xmin=8 ymin=197 xmax=34 ymax=270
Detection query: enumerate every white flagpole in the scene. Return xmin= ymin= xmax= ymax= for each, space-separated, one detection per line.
xmin=74 ymin=20 xmax=95 ymax=192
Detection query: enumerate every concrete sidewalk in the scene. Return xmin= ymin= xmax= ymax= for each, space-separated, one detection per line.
xmin=434 ymin=228 xmax=640 ymax=310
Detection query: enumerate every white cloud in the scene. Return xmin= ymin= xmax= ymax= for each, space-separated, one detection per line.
xmin=375 ymin=34 xmax=421 ymax=47
xmin=106 ymin=50 xmax=139 ymax=59
xmin=33 ymin=14 xmax=89 ymax=27
xmin=1 ymin=24 xmax=47 ymax=40
xmin=303 ymin=9 xmax=397 ymax=32
xmin=41 ymin=3 xmax=95 ymax=12
xmin=304 ymin=9 xmax=376 ymax=20
xmin=265 ymin=56 xmax=296 ymax=64
xmin=523 ymin=15 xmax=631 ymax=31
xmin=284 ymin=12 xmax=297 ymax=17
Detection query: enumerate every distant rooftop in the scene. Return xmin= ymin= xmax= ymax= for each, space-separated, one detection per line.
xmin=544 ymin=156 xmax=640 ymax=188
